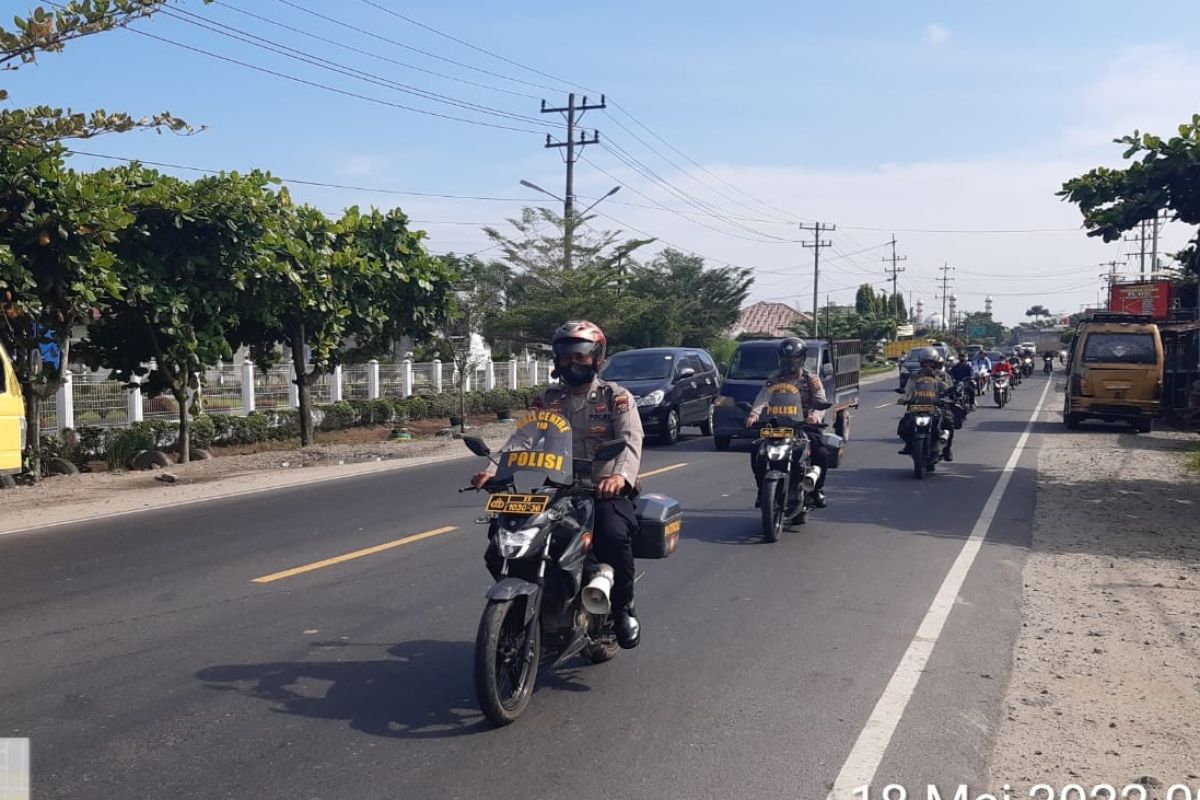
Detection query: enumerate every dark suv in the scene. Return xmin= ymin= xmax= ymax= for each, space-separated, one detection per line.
xmin=600 ymin=347 xmax=720 ymax=444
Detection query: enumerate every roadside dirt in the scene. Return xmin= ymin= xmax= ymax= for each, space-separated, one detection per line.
xmin=0 ymin=417 xmax=515 ymax=534
xmin=987 ymin=412 xmax=1200 ymax=796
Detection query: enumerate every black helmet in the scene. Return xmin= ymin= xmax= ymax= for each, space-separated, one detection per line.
xmin=778 ymin=337 xmax=808 ymax=371
xmin=911 ymin=346 xmax=942 ymax=368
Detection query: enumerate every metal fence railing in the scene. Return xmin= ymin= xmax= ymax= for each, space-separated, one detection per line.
xmin=38 ymin=359 xmax=556 ymax=434
xmin=73 ymin=371 xmax=128 ymax=428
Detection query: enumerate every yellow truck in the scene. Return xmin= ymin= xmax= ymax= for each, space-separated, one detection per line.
xmin=883 ymin=337 xmax=934 ymax=361
xmin=0 ymin=341 xmax=26 ymax=486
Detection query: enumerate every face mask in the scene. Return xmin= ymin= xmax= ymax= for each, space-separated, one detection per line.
xmin=558 ymin=362 xmax=596 ymax=387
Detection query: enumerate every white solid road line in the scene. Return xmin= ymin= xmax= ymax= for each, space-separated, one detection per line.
xmin=825 ymin=378 xmax=1052 ymax=799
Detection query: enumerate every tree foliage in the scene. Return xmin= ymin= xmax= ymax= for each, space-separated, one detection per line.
xmin=76 ymin=167 xmax=281 ymax=462
xmin=1059 ymin=115 xmax=1200 ymax=277
xmin=0 ymin=1 xmax=210 ymax=145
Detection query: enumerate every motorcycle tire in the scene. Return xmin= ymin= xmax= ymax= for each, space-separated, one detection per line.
xmin=475 ymin=597 xmax=541 ymax=726
xmin=995 ymin=391 xmax=1004 ymax=409
xmin=911 ymin=438 xmax=927 ymax=480
xmin=760 ymin=477 xmax=785 ymax=542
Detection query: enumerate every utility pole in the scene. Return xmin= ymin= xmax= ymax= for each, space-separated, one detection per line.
xmin=937 ymin=263 xmax=955 ymax=333
xmin=882 ymin=234 xmax=907 ymax=320
xmin=800 ymin=222 xmax=835 ymax=337
xmin=1099 ymin=259 xmax=1122 ymax=307
xmin=1124 ymin=221 xmax=1148 ymax=276
xmin=542 ymin=92 xmax=605 ymax=269
xmin=1150 ymin=210 xmax=1169 ymax=274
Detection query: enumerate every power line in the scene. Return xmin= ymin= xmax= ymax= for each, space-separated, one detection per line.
xmin=159 ymin=7 xmax=555 ymax=129
xmin=883 ymin=235 xmax=907 ymax=317
xmin=210 ymin=0 xmax=541 ymax=100
xmin=268 ymin=0 xmax=566 ymax=95
xmin=124 ymin=27 xmax=549 ymax=135
xmin=541 ymin=92 xmax=607 ymax=269
xmin=354 ymin=0 xmax=587 ymax=95
xmin=66 ymin=150 xmax=536 ymax=202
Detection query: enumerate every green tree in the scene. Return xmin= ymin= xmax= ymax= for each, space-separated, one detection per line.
xmin=236 ymin=204 xmax=454 ymax=445
xmin=1 ymin=1 xmax=209 ymax=146
xmin=894 ymin=293 xmax=908 ymax=322
xmin=0 ymin=145 xmax=133 ymax=474
xmin=1025 ymin=304 xmax=1051 ymax=325
xmin=854 ymin=284 xmax=876 ymax=316
xmin=1058 ymin=114 xmax=1200 ymax=277
xmin=483 ymin=207 xmax=652 ymax=346
xmin=78 ymin=167 xmax=281 ymax=463
xmin=959 ymin=311 xmax=1007 ymax=345
xmin=622 ymin=249 xmax=753 ymax=349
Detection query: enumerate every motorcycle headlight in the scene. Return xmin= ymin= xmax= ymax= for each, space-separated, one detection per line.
xmin=914 ymin=416 xmax=932 ymax=426
xmin=766 ymin=443 xmax=790 ymax=460
xmin=496 ymin=526 xmax=541 ymax=559
xmin=636 ymin=389 xmax=665 ymax=408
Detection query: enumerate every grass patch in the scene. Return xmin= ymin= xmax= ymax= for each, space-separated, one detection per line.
xmin=861 ymin=361 xmax=897 ymax=377
xmin=1186 ymin=444 xmax=1200 ymax=473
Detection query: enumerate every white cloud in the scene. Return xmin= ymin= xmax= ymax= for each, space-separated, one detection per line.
xmin=925 ymin=24 xmax=950 ymax=46
xmin=340 ymin=155 xmax=388 ymax=178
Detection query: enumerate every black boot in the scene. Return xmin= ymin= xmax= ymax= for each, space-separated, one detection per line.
xmin=811 ymin=489 xmax=827 ymax=509
xmin=943 ymin=447 xmax=953 ymax=462
xmin=898 ymin=443 xmax=912 ymax=455
xmin=615 ymin=603 xmax=640 ymax=649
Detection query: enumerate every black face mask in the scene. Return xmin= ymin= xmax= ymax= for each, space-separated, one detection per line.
xmin=558 ymin=363 xmax=596 ymax=387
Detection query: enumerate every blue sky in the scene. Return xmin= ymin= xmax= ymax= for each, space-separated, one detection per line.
xmin=7 ymin=0 xmax=1200 ymax=324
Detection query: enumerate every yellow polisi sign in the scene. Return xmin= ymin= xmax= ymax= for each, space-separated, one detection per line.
xmin=504 ymin=451 xmax=565 ymax=472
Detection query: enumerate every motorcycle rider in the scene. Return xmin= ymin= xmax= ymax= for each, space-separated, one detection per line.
xmin=992 ymin=354 xmax=1014 ymax=381
xmin=896 ymin=347 xmax=956 ymax=461
xmin=470 ymin=320 xmax=644 ymax=649
xmin=948 ymin=352 xmax=976 ymax=408
xmin=971 ymin=349 xmax=993 ymax=393
xmin=744 ymin=337 xmax=832 ymax=509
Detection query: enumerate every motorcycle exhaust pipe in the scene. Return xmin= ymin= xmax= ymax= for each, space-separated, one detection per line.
xmin=582 ymin=564 xmax=615 ymax=615
xmin=801 ymin=465 xmax=822 ymax=492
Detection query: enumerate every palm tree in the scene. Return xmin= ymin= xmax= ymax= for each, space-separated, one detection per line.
xmin=1025 ymin=304 xmax=1051 ymax=326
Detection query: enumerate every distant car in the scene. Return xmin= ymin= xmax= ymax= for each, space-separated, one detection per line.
xmin=600 ymin=347 xmax=719 ymax=445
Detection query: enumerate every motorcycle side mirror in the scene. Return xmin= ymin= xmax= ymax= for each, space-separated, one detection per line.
xmin=893 ymin=388 xmax=905 ymax=394
xmin=811 ymin=399 xmax=833 ymax=411
xmin=594 ymin=439 xmax=628 ymax=461
xmin=736 ymin=401 xmax=754 ymax=413
xmin=462 ymin=436 xmax=492 ymax=458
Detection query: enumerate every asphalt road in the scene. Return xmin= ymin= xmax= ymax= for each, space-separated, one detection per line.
xmin=0 ymin=374 xmax=1054 ymax=799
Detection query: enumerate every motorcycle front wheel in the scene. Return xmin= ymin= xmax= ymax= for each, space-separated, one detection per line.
xmin=475 ymin=597 xmax=541 ymax=726
xmin=760 ymin=477 xmax=785 ymax=542
xmin=911 ymin=437 xmax=927 ymax=479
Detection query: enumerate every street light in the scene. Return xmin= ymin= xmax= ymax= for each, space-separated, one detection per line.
xmin=519 ymin=179 xmax=561 ymax=203
xmin=578 ymin=185 xmax=621 ymax=217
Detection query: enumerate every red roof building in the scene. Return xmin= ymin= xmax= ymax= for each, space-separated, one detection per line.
xmin=729 ymin=301 xmax=811 ymax=338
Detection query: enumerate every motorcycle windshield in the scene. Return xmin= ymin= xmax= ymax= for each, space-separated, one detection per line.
xmin=761 ymin=383 xmax=807 ymax=426
xmin=493 ymin=409 xmax=573 ymax=486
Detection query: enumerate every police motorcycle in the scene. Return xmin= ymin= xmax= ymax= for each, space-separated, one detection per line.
xmin=738 ymin=384 xmax=838 ymax=543
xmin=894 ymin=387 xmax=955 ymax=480
xmin=460 ymin=410 xmax=681 ymax=726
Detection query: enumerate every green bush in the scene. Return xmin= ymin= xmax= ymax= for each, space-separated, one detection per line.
xmin=191 ymin=414 xmax=216 ymax=450
xmin=319 ymin=401 xmax=356 ymax=431
xmin=108 ymin=426 xmax=156 ymax=470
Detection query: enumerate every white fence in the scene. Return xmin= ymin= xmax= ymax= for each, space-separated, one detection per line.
xmin=40 ymin=359 xmax=556 ymax=434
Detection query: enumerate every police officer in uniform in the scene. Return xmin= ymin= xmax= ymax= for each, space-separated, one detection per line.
xmin=472 ymin=320 xmax=644 ymax=649
xmin=896 ymin=347 xmax=955 ymax=461
xmin=744 ymin=337 xmax=832 ymax=509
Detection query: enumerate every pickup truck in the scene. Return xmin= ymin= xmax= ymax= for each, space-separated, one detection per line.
xmin=712 ymin=338 xmax=860 ymax=450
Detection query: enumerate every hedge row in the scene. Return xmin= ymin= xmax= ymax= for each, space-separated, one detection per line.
xmin=40 ymin=387 xmax=540 ymax=471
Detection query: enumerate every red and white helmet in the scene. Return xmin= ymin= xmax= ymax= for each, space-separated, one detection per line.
xmin=551 ymin=320 xmax=607 ymax=369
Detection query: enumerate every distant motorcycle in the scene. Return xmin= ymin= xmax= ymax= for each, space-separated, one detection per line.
xmin=993 ymin=372 xmax=1011 ymax=408
xmin=1043 ymin=356 xmax=1053 ymax=375
xmin=1020 ymin=356 xmax=1034 ymax=378
xmin=1008 ymin=357 xmax=1023 ymax=386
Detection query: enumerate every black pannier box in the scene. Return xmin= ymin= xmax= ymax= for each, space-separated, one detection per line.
xmin=632 ymin=493 xmax=682 ymax=559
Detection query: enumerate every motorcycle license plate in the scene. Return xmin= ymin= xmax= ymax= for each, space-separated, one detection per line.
xmin=909 ymin=404 xmax=935 ymax=413
xmin=485 ymin=494 xmax=550 ymax=515
xmin=760 ymin=427 xmax=794 ymax=439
